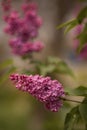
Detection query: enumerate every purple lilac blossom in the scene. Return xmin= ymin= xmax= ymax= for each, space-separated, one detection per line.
xmin=2 ymin=1 xmax=44 ymax=56
xmin=9 ymin=39 xmax=44 ymax=55
xmin=73 ymin=24 xmax=87 ymax=59
xmin=10 ymin=74 xmax=65 ymax=112
xmin=72 ymin=5 xmax=87 ymax=59
xmin=1 ymin=0 xmax=11 ymax=12
xmin=73 ymin=24 xmax=83 ymax=49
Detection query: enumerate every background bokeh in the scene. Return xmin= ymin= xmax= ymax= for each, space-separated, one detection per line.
xmin=0 ymin=0 xmax=87 ymax=130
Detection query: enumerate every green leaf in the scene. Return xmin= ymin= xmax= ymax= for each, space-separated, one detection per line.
xmin=57 ymin=19 xmax=77 ymax=30
xmin=64 ymin=20 xmax=78 ymax=34
xmin=48 ymin=57 xmax=61 ymax=64
xmin=0 ymin=59 xmax=13 ymax=70
xmin=77 ymin=6 xmax=87 ymax=23
xmin=33 ymin=57 xmax=74 ymax=77
xmin=48 ymin=57 xmax=75 ymax=77
xmin=79 ymin=98 xmax=87 ymax=123
xmin=39 ymin=64 xmax=55 ymax=76
xmin=56 ymin=62 xmax=74 ymax=77
xmin=77 ymin=33 xmax=87 ymax=52
xmin=65 ymin=86 xmax=87 ymax=96
xmin=73 ymin=86 xmax=87 ymax=96
xmin=64 ymin=106 xmax=81 ymax=130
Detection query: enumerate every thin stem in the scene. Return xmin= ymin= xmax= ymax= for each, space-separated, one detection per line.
xmin=60 ymin=97 xmax=82 ymax=103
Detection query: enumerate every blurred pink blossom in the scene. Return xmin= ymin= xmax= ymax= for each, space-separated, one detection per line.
xmin=2 ymin=1 xmax=44 ymax=56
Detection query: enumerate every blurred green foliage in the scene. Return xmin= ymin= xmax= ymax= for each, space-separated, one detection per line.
xmin=57 ymin=5 xmax=87 ymax=54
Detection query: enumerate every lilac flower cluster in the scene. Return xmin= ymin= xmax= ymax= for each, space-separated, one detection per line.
xmin=10 ymin=74 xmax=65 ymax=112
xmin=2 ymin=0 xmax=44 ymax=56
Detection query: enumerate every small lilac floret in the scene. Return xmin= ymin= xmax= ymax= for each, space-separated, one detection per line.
xmin=9 ymin=39 xmax=44 ymax=55
xmin=1 ymin=0 xmax=11 ymax=12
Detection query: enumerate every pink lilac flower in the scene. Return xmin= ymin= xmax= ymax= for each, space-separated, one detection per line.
xmin=73 ymin=24 xmax=83 ymax=49
xmin=79 ymin=44 xmax=87 ymax=59
xmin=21 ymin=2 xmax=37 ymax=12
xmin=72 ymin=5 xmax=87 ymax=59
xmin=9 ymin=39 xmax=44 ymax=55
xmin=10 ymin=74 xmax=65 ymax=112
xmin=2 ymin=1 xmax=44 ymax=56
xmin=73 ymin=24 xmax=87 ymax=59
xmin=4 ymin=11 xmax=21 ymax=35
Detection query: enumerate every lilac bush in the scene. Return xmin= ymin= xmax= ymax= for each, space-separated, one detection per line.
xmin=1 ymin=0 xmax=87 ymax=130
